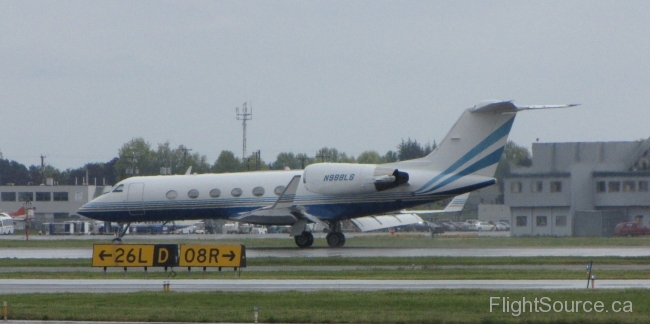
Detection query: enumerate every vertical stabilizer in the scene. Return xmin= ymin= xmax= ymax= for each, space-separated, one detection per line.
xmin=404 ymin=101 xmax=518 ymax=180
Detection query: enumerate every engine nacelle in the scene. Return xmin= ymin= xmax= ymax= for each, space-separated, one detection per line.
xmin=303 ymin=163 xmax=409 ymax=195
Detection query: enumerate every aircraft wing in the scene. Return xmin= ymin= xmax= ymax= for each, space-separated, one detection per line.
xmin=351 ymin=213 xmax=424 ymax=232
xmin=351 ymin=193 xmax=469 ymax=232
xmin=232 ymin=175 xmax=312 ymax=223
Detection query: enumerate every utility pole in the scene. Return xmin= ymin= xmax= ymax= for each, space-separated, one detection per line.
xmin=236 ymin=102 xmax=253 ymax=160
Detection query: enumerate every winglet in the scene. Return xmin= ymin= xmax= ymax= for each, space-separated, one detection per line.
xmin=272 ymin=175 xmax=301 ymax=209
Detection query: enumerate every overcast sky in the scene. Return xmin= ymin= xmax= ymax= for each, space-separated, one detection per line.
xmin=1 ymin=1 xmax=649 ymax=170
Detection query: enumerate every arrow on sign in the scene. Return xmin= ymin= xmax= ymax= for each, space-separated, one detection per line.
xmin=99 ymin=250 xmax=113 ymax=261
xmin=223 ymin=251 xmax=236 ymax=261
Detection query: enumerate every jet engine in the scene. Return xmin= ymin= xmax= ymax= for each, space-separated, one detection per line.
xmin=303 ymin=163 xmax=409 ymax=195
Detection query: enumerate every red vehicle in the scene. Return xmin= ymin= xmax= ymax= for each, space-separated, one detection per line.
xmin=614 ymin=222 xmax=650 ymax=236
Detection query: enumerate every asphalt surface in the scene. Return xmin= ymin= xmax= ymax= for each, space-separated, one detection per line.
xmin=2 ymin=246 xmax=650 ymax=259
xmin=0 ymin=279 xmax=646 ymax=294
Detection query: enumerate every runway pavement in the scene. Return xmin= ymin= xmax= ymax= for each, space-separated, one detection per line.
xmin=1 ymin=279 xmax=648 ymax=294
xmin=2 ymin=246 xmax=650 ymax=259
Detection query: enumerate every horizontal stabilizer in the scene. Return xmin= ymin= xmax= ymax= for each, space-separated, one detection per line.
xmin=400 ymin=192 xmax=469 ymax=214
xmin=351 ymin=213 xmax=424 ymax=232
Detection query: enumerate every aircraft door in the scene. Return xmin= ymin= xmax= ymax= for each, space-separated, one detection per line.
xmin=127 ymin=183 xmax=145 ymax=216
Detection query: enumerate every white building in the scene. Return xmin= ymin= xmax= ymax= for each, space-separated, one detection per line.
xmin=505 ymin=140 xmax=650 ymax=236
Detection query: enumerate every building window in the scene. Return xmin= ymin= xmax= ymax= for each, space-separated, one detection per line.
xmin=1 ymin=192 xmax=16 ymax=202
xmin=18 ymin=192 xmax=34 ymax=202
xmin=53 ymin=192 xmax=69 ymax=201
xmin=36 ymin=192 xmax=51 ymax=202
xmin=516 ymin=216 xmax=527 ymax=227
xmin=536 ymin=216 xmax=547 ymax=227
xmin=531 ymin=181 xmax=543 ymax=193
xmin=608 ymin=181 xmax=621 ymax=192
xmin=556 ymin=215 xmax=567 ymax=227
xmin=550 ymin=181 xmax=562 ymax=193
xmin=53 ymin=213 xmax=69 ymax=220
xmin=639 ymin=181 xmax=649 ymax=192
xmin=596 ymin=181 xmax=606 ymax=193
xmin=623 ymin=181 xmax=636 ymax=192
xmin=510 ymin=182 xmax=522 ymax=193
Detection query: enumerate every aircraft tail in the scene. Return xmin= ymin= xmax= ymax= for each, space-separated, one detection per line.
xmin=396 ymin=101 xmax=577 ymax=195
xmin=9 ymin=206 xmax=26 ymax=217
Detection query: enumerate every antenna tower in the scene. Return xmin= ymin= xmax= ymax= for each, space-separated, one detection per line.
xmin=236 ymin=102 xmax=253 ymax=159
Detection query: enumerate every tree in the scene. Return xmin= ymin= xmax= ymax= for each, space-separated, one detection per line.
xmin=357 ymin=150 xmax=383 ymax=164
xmin=115 ymin=137 xmax=156 ymax=179
xmin=494 ymin=140 xmax=532 ymax=195
xmin=212 ymin=151 xmax=241 ymax=173
xmin=270 ymin=152 xmax=299 ymax=170
xmin=397 ymin=138 xmax=432 ymax=161
xmin=0 ymin=159 xmax=31 ymax=185
xmin=384 ymin=150 xmax=398 ymax=163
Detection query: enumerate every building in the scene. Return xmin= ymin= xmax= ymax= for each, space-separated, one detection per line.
xmin=505 ymin=140 xmax=650 ymax=236
xmin=0 ymin=184 xmax=111 ymax=230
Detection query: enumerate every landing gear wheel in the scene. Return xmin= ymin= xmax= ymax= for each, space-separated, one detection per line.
xmin=294 ymin=231 xmax=314 ymax=248
xmin=326 ymin=232 xmax=346 ymax=248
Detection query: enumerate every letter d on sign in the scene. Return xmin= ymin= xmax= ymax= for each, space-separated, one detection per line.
xmin=158 ymin=248 xmax=169 ymax=263
xmin=153 ymin=244 xmax=179 ymax=267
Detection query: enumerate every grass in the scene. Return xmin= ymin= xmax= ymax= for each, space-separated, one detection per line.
xmin=1 ymin=290 xmax=649 ymax=323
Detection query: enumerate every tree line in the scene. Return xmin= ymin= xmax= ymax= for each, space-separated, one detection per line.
xmin=0 ymin=138 xmax=530 ymax=187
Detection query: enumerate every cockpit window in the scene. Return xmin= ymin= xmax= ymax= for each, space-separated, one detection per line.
xmin=112 ymin=184 xmax=124 ymax=193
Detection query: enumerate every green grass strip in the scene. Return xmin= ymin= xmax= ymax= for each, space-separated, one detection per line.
xmin=0 ymin=290 xmax=648 ymax=323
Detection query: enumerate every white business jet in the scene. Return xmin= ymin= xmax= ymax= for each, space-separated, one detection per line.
xmin=78 ymin=100 xmax=576 ymax=247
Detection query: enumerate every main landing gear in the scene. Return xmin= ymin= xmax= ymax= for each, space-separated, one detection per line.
xmin=112 ymin=222 xmax=131 ymax=244
xmin=294 ymin=231 xmax=314 ymax=248
xmin=326 ymin=221 xmax=346 ymax=248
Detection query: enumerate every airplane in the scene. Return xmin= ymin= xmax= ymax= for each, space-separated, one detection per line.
xmin=77 ymin=100 xmax=577 ymax=247
xmin=350 ymin=193 xmax=470 ymax=232
xmin=2 ymin=206 xmax=29 ymax=221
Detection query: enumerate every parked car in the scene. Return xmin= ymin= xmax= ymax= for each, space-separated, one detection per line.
xmin=614 ymin=222 xmax=650 ymax=236
xmin=464 ymin=220 xmax=480 ymax=231
xmin=438 ymin=219 xmax=456 ymax=231
xmin=496 ymin=222 xmax=510 ymax=231
xmin=477 ymin=222 xmax=496 ymax=231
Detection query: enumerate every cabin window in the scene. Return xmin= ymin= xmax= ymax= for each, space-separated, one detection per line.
xmin=252 ymin=186 xmax=265 ymax=197
xmin=274 ymin=186 xmax=286 ymax=196
xmin=231 ymin=188 xmax=242 ymax=197
xmin=112 ymin=185 xmax=124 ymax=193
xmin=209 ymin=189 xmax=221 ymax=198
xmin=166 ymin=190 xmax=178 ymax=200
xmin=1 ymin=192 xmax=16 ymax=202
xmin=188 ymin=189 xmax=199 ymax=199
xmin=536 ymin=216 xmax=547 ymax=227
